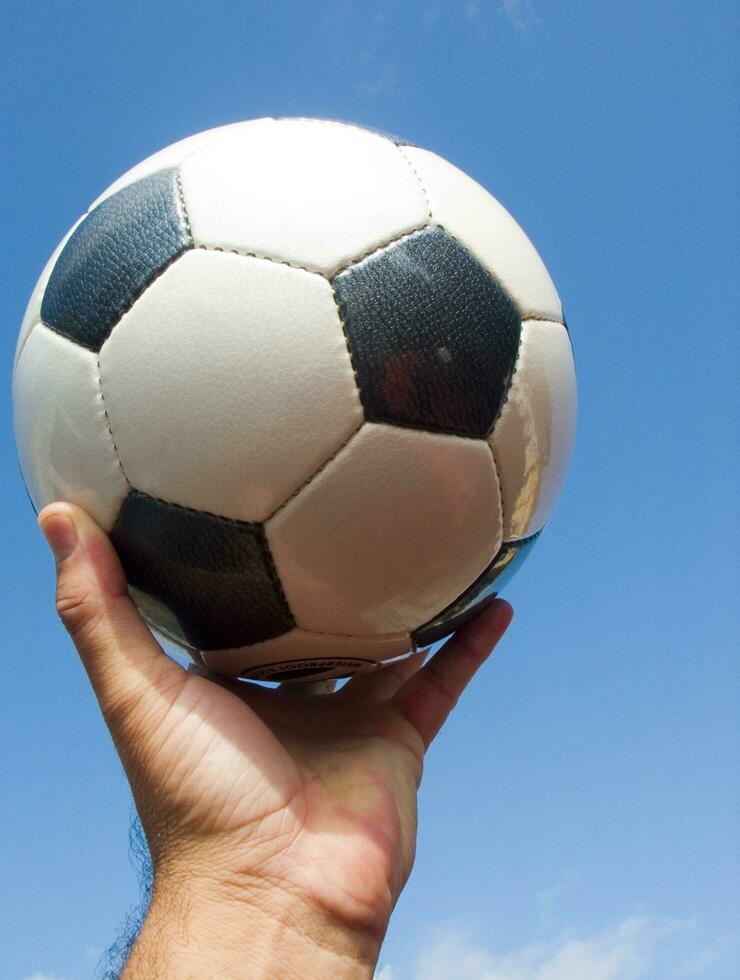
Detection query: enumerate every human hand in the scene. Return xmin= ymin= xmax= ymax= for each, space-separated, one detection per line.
xmin=39 ymin=502 xmax=513 ymax=979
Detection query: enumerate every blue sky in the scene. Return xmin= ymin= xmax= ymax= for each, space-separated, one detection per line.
xmin=1 ymin=1 xmax=738 ymax=978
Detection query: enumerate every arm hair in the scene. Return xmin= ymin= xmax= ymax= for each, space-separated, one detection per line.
xmin=98 ymin=811 xmax=153 ymax=980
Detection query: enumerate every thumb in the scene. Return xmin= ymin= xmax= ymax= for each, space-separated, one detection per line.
xmin=38 ymin=502 xmax=185 ymax=724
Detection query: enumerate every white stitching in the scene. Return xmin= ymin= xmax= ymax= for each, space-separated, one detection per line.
xmin=96 ymin=354 xmax=132 ymax=487
xmin=396 ymin=144 xmax=433 ymax=222
xmin=487 ymin=440 xmax=506 ymax=558
xmin=195 ymin=227 xmax=443 ymax=280
xmin=195 ymin=243 xmax=322 ymax=277
xmin=521 ymin=314 xmax=566 ymax=326
xmin=331 ymin=224 xmax=430 ymax=278
xmin=331 ymin=282 xmax=365 ymax=412
xmin=174 ymin=170 xmax=193 ymax=242
xmin=265 ymin=419 xmax=365 ymax=523
xmin=13 ymin=320 xmax=43 ymax=377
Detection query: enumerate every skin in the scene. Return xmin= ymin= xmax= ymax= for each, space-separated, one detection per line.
xmin=38 ymin=502 xmax=513 ymax=979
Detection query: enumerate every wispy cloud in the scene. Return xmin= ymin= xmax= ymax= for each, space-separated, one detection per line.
xmin=678 ymin=933 xmax=740 ymax=975
xmin=414 ymin=1 xmax=541 ymax=37
xmin=534 ymin=867 xmax=584 ymax=924
xmin=375 ymin=967 xmax=400 ymax=980
xmin=20 ymin=974 xmax=69 ymax=980
xmin=497 ymin=0 xmax=540 ymax=31
xmin=415 ymin=917 xmax=682 ymax=980
xmin=378 ymin=915 xmax=739 ymax=980
xmin=359 ymin=63 xmax=397 ymax=96
xmin=355 ymin=8 xmax=397 ymax=96
xmin=19 ymin=941 xmax=103 ymax=980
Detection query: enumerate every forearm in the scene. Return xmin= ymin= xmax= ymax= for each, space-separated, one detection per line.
xmin=122 ymin=874 xmax=381 ymax=980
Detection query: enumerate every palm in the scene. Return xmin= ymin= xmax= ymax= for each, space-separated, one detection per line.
xmin=127 ymin=663 xmax=426 ymax=935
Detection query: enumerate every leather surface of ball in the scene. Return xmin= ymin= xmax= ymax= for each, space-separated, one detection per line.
xmin=13 ymin=118 xmax=576 ymax=682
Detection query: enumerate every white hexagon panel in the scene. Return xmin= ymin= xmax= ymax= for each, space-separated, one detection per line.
xmin=267 ymin=422 xmax=503 ymax=637
xmin=99 ymin=248 xmax=364 ymax=522
xmin=180 ymin=118 xmax=430 ymax=275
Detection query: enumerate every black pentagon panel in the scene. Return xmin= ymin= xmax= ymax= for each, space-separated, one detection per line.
xmin=333 ymin=227 xmax=521 ymax=437
xmin=110 ymin=491 xmax=294 ymax=651
xmin=41 ymin=169 xmax=192 ymax=352
xmin=412 ymin=533 xmax=540 ymax=647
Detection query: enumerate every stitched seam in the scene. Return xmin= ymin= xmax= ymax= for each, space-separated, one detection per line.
xmin=365 ymin=412 xmax=487 ymax=439
xmin=331 ymin=224 xmax=431 ymax=278
xmin=174 ymin=170 xmax=193 ymax=242
xmin=197 ymin=226 xmax=436 ymax=280
xmin=266 ymin=419 xmax=365 ymax=522
xmin=13 ymin=320 xmax=43 ymax=377
xmin=331 ymin=279 xmax=366 ymax=413
xmin=522 ymin=314 xmax=565 ymax=325
xmin=487 ymin=322 xmax=525 ymax=438
xmin=196 ymin=243 xmax=322 ymax=277
xmin=287 ymin=625 xmax=412 ymax=642
xmin=256 ymin=526 xmax=295 ymax=628
xmin=396 ymin=144 xmax=433 ymax=222
xmin=231 ymin=627 xmax=410 ymax=644
xmin=296 ymin=628 xmax=410 ymax=642
xmin=96 ymin=355 xmax=132 ymax=487
xmin=488 ymin=341 xmax=550 ymax=551
xmin=487 ymin=440 xmax=505 ymax=557
xmin=124 ymin=488 xmax=263 ymax=529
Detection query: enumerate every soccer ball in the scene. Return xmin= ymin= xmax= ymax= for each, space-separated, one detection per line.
xmin=13 ymin=118 xmax=576 ymax=682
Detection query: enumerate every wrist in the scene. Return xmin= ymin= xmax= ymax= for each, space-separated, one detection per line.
xmin=123 ymin=870 xmax=383 ymax=979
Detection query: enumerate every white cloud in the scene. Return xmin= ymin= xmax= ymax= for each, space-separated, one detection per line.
xmin=382 ymin=915 xmax=740 ymax=980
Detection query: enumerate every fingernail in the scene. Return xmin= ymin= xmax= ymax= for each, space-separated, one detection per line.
xmin=39 ymin=510 xmax=78 ymax=563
